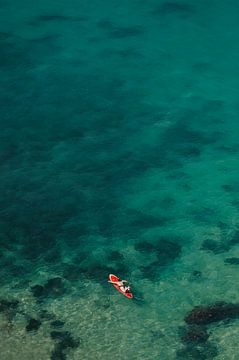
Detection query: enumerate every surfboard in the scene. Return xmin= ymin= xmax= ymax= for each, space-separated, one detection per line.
xmin=109 ymin=274 xmax=133 ymax=299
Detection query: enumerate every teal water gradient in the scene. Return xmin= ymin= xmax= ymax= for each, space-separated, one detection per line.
xmin=1 ymin=1 xmax=239 ymax=359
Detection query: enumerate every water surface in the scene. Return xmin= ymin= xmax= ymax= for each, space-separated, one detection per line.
xmin=1 ymin=1 xmax=239 ymax=359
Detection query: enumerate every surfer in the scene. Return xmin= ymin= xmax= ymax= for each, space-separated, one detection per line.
xmin=108 ymin=278 xmax=131 ymax=293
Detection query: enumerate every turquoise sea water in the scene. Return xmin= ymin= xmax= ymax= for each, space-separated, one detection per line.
xmin=1 ymin=0 xmax=239 ymax=359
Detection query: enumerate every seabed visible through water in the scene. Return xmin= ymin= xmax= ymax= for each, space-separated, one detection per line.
xmin=1 ymin=0 xmax=239 ymax=359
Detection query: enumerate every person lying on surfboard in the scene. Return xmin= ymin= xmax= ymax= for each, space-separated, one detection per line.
xmin=108 ymin=278 xmax=131 ymax=293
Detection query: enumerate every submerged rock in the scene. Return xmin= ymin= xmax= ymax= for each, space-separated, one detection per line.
xmin=185 ymin=302 xmax=239 ymax=325
xmin=155 ymin=239 xmax=181 ymax=265
xmin=134 ymin=241 xmax=155 ymax=253
xmin=139 ymin=261 xmax=159 ymax=279
xmin=229 ymin=231 xmax=239 ymax=246
xmin=50 ymin=331 xmax=79 ymax=349
xmin=150 ymin=329 xmax=165 ymax=340
xmin=80 ymin=262 xmax=128 ymax=282
xmin=39 ymin=309 xmax=55 ymax=320
xmin=26 ymin=318 xmax=41 ymax=332
xmin=50 ymin=320 xmax=65 ymax=328
xmin=50 ymin=330 xmax=80 ymax=360
xmin=0 ymin=298 xmax=19 ymax=320
xmin=31 ymin=285 xmax=45 ymax=298
xmin=45 ymin=277 xmax=65 ymax=296
xmin=136 ymin=237 xmax=182 ymax=279
xmin=181 ymin=325 xmax=209 ymax=344
xmin=177 ymin=341 xmax=218 ymax=360
xmin=224 ymin=257 xmax=239 ymax=265
xmin=31 ymin=277 xmax=66 ymax=300
xmin=189 ymin=270 xmax=202 ymax=282
xmin=107 ymin=250 xmax=124 ymax=261
xmin=63 ymin=264 xmax=80 ymax=281
xmin=192 ymin=270 xmax=202 ymax=278
xmin=201 ymin=239 xmax=229 ymax=254
xmin=0 ymin=299 xmax=19 ymax=313
xmin=44 ymin=248 xmax=61 ymax=264
xmin=10 ymin=265 xmax=25 ymax=276
xmin=51 ymin=347 xmax=66 ymax=360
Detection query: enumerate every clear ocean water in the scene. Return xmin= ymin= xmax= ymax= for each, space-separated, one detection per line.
xmin=1 ymin=1 xmax=239 ymax=359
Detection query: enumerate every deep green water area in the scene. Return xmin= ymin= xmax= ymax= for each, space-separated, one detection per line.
xmin=1 ymin=1 xmax=239 ymax=359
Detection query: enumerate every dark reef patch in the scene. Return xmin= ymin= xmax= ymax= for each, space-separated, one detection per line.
xmin=228 ymin=230 xmax=239 ymax=246
xmin=201 ymin=239 xmax=229 ymax=254
xmin=134 ymin=241 xmax=155 ymax=253
xmin=177 ymin=146 xmax=201 ymax=158
xmin=179 ymin=319 xmax=216 ymax=359
xmin=10 ymin=264 xmax=25 ymax=276
xmin=139 ymin=261 xmax=159 ymax=280
xmin=51 ymin=331 xmax=79 ymax=347
xmin=201 ymin=229 xmax=239 ymax=255
xmin=0 ymin=31 xmax=12 ymax=41
xmin=159 ymin=196 xmax=176 ymax=208
xmin=0 ymin=298 xmax=19 ymax=319
xmin=176 ymin=341 xmax=218 ymax=360
xmin=44 ymin=248 xmax=62 ymax=264
xmin=31 ymin=277 xmax=66 ymax=300
xmin=51 ymin=348 xmax=66 ymax=360
xmin=45 ymin=277 xmax=66 ymax=296
xmin=39 ymin=309 xmax=55 ymax=320
xmin=155 ymin=121 xmax=214 ymax=169
xmin=31 ymin=285 xmax=45 ymax=298
xmin=191 ymin=207 xmax=217 ymax=224
xmin=129 ymin=211 xmax=168 ymax=229
xmin=222 ymin=184 xmax=234 ymax=192
xmin=162 ymin=122 xmax=211 ymax=147
xmin=20 ymin=227 xmax=60 ymax=260
xmin=0 ymin=33 xmax=32 ymax=70
xmin=79 ymin=262 xmax=128 ymax=283
xmin=26 ymin=318 xmax=41 ymax=332
xmin=224 ymin=257 xmax=239 ymax=265
xmin=150 ymin=329 xmax=165 ymax=340
xmin=155 ymin=238 xmax=181 ymax=265
xmin=107 ymin=250 xmax=124 ymax=261
xmin=0 ymin=144 xmax=19 ymax=165
xmin=63 ymin=264 xmax=82 ymax=281
xmin=180 ymin=302 xmax=239 ymax=358
xmin=50 ymin=331 xmax=80 ymax=360
xmin=192 ymin=270 xmax=202 ymax=277
xmin=185 ymin=302 xmax=239 ymax=325
xmin=190 ymin=270 xmax=202 ymax=281
xmin=135 ymin=237 xmax=182 ymax=279
xmin=51 ymin=320 xmax=65 ymax=328
xmin=73 ymin=251 xmax=88 ymax=265
xmin=180 ymin=325 xmax=209 ymax=344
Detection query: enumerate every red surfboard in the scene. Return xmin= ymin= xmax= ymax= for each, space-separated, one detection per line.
xmin=109 ymin=274 xmax=133 ymax=299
